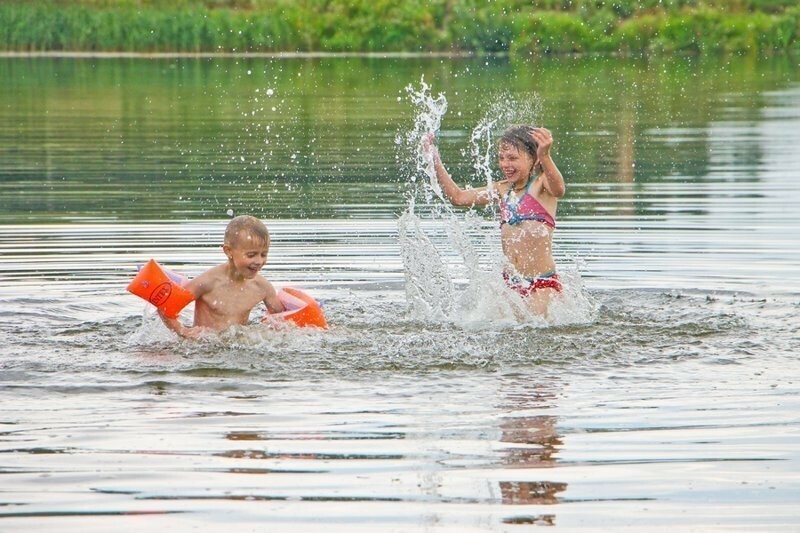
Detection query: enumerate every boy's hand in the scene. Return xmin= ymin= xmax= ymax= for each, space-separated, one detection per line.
xmin=178 ymin=326 xmax=209 ymax=340
xmin=158 ymin=310 xmax=207 ymax=339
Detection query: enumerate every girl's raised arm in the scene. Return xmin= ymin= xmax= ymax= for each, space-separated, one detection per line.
xmin=423 ymin=134 xmax=494 ymax=207
xmin=532 ymin=128 xmax=565 ymax=198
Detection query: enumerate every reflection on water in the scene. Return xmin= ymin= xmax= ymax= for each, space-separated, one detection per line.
xmin=498 ymin=386 xmax=566 ymax=512
xmin=1 ymin=55 xmax=800 ymax=530
xmin=500 ymin=416 xmax=561 ymax=470
xmin=1 ymin=55 xmax=799 ymax=224
xmin=499 ymin=481 xmax=566 ymax=505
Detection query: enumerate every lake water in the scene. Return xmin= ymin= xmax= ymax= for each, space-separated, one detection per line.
xmin=1 ymin=55 xmax=799 ymax=531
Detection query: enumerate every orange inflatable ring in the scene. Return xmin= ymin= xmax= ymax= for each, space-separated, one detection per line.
xmin=127 ymin=259 xmax=195 ymax=319
xmin=264 ymin=287 xmax=328 ymax=329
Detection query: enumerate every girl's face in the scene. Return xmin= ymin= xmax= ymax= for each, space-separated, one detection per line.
xmin=498 ymin=142 xmax=535 ymax=186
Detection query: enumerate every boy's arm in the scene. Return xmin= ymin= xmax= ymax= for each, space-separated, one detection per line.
xmin=158 ymin=271 xmax=209 ymax=339
xmin=158 ymin=312 xmax=206 ymax=339
xmin=262 ymin=281 xmax=285 ymax=314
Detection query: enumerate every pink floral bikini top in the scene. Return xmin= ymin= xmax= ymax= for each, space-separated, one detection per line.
xmin=499 ymin=180 xmax=556 ymax=228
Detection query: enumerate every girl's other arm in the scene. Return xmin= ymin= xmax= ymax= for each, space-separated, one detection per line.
xmin=532 ymin=128 xmax=565 ymax=198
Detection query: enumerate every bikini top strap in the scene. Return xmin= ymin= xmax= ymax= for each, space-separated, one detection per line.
xmin=504 ymin=176 xmax=534 ymax=205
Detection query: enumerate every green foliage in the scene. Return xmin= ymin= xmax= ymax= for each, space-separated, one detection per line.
xmin=311 ymin=0 xmax=444 ymax=52
xmin=612 ymin=13 xmax=666 ymax=53
xmin=0 ymin=0 xmax=798 ymax=55
xmin=447 ymin=1 xmax=521 ymax=52
xmin=606 ymin=6 xmax=800 ymax=54
xmin=511 ymin=12 xmax=598 ymax=55
xmin=741 ymin=0 xmax=799 ymax=13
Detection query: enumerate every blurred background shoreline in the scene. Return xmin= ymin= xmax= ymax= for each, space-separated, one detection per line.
xmin=2 ymin=0 xmax=799 ymax=56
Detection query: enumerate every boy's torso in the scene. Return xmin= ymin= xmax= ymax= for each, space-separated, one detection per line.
xmin=192 ymin=266 xmax=269 ymax=328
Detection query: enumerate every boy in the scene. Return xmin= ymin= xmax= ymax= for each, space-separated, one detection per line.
xmin=159 ymin=215 xmax=284 ymax=338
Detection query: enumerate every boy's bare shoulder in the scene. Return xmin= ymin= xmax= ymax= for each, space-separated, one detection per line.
xmin=186 ymin=263 xmax=228 ymax=294
xmin=253 ymin=274 xmax=278 ymax=297
xmin=196 ymin=263 xmax=229 ymax=282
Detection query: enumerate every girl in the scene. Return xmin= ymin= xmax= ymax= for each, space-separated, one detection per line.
xmin=424 ymin=125 xmax=566 ymax=316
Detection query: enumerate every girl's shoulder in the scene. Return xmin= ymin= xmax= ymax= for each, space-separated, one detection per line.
xmin=493 ymin=179 xmax=511 ymax=194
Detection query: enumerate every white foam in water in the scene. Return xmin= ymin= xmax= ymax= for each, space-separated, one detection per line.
xmin=400 ymin=83 xmax=596 ymax=328
xmin=127 ymin=306 xmax=183 ymax=345
xmin=397 ymin=211 xmax=454 ymax=320
xmin=127 ymin=303 xmax=330 ymax=352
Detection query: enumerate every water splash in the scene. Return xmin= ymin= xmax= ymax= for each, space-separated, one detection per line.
xmin=400 ymin=77 xmax=448 ymax=203
xmin=469 ymin=91 xmax=543 ymax=191
xmin=397 ymin=211 xmax=454 ymax=320
xmin=399 ymin=83 xmax=595 ymax=328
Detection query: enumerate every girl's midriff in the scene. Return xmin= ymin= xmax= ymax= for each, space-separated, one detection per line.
xmin=500 ymin=219 xmax=556 ymax=279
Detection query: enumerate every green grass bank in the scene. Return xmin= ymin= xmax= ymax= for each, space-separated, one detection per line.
xmin=1 ymin=0 xmax=799 ymax=55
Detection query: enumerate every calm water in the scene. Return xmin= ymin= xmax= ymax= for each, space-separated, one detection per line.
xmin=1 ymin=55 xmax=799 ymax=531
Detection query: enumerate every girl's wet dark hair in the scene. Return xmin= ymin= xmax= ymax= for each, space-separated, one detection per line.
xmin=499 ymin=125 xmax=542 ymax=174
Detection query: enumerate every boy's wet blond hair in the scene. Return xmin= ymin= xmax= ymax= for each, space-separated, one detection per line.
xmin=224 ymin=215 xmax=270 ymax=248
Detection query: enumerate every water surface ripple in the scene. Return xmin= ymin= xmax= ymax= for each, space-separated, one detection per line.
xmin=1 ymin=56 xmax=800 ymax=531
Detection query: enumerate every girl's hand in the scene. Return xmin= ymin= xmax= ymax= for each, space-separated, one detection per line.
xmin=530 ymin=127 xmax=565 ymax=198
xmin=421 ymin=132 xmax=440 ymax=163
xmin=531 ymin=127 xmax=554 ymax=161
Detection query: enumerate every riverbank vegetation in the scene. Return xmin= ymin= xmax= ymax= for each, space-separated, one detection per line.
xmin=1 ymin=0 xmax=798 ymax=55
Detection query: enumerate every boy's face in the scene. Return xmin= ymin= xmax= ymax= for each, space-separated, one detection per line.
xmin=223 ymin=231 xmax=269 ymax=279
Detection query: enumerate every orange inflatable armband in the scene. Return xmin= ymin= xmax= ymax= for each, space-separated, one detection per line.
xmin=264 ymin=287 xmax=327 ymax=329
xmin=127 ymin=259 xmax=195 ymax=319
